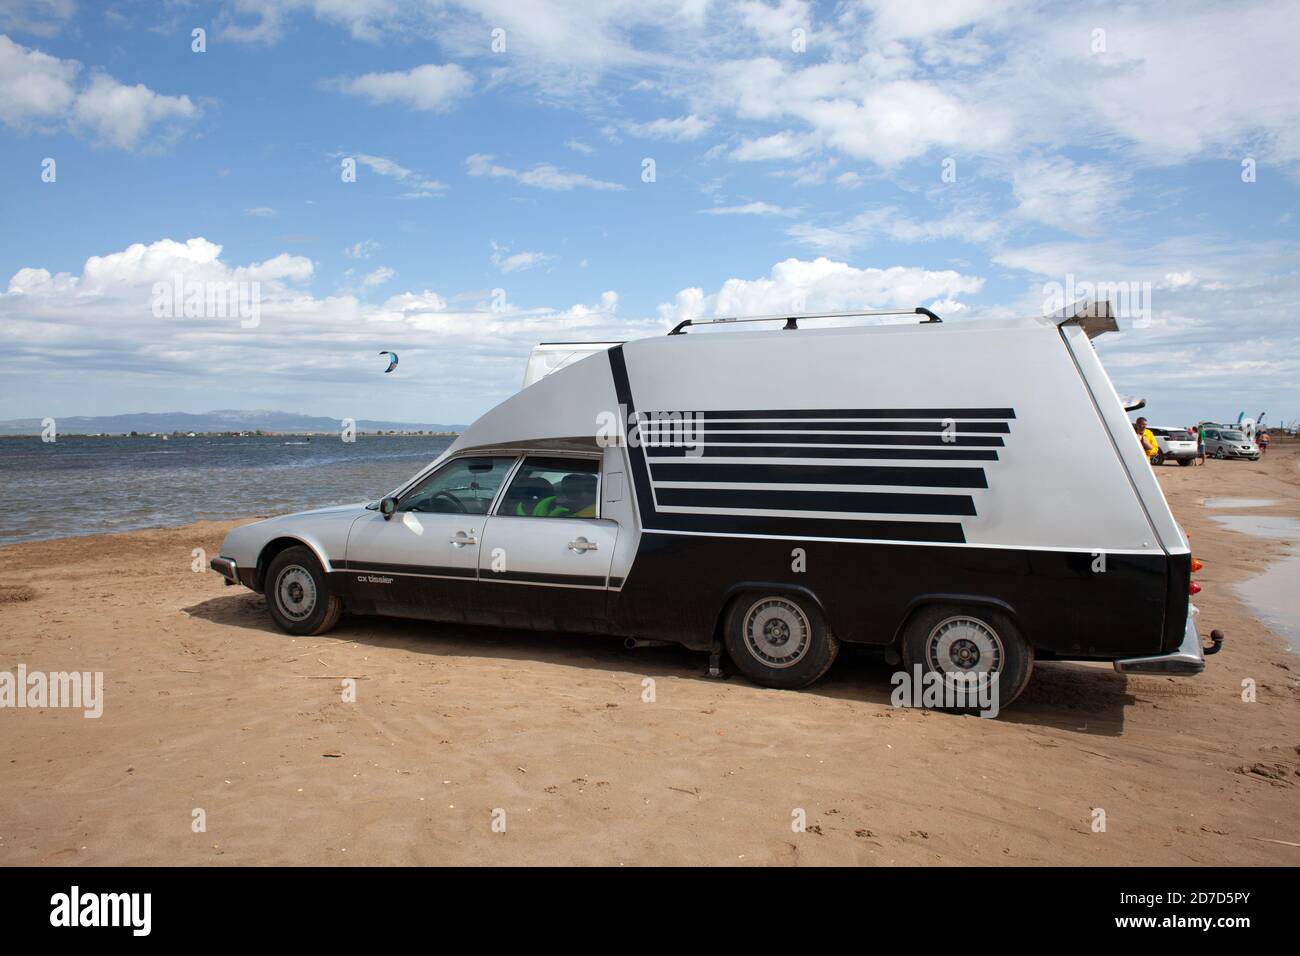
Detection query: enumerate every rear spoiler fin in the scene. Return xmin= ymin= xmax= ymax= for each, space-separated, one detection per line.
xmin=1054 ymin=299 xmax=1119 ymax=339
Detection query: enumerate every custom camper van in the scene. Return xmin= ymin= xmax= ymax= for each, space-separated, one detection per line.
xmin=212 ymin=304 xmax=1219 ymax=711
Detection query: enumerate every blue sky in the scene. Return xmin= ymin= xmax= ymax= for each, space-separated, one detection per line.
xmin=0 ymin=0 xmax=1297 ymax=428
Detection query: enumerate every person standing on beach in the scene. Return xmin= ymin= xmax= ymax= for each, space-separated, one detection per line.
xmin=1134 ymin=417 xmax=1158 ymax=463
xmin=1258 ymin=430 xmax=1270 ymax=456
xmin=1197 ymin=423 xmax=1207 ymax=464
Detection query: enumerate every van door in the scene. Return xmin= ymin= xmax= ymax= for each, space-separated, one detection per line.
xmin=477 ymin=455 xmax=618 ymax=630
xmin=342 ymin=455 xmax=517 ymax=620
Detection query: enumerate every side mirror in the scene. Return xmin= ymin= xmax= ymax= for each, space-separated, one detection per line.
xmin=379 ymin=496 xmax=398 ymax=519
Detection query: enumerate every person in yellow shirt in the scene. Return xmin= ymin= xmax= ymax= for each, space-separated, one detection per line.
xmin=1133 ymin=417 xmax=1158 ymax=463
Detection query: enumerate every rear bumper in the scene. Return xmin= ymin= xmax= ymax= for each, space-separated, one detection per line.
xmin=1113 ymin=603 xmax=1205 ymax=675
xmin=210 ymin=556 xmax=239 ymax=586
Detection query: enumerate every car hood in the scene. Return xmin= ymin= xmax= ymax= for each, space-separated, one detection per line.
xmin=269 ymin=501 xmax=371 ymax=520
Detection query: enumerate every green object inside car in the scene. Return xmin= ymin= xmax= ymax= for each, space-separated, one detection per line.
xmin=517 ymin=495 xmax=571 ymax=519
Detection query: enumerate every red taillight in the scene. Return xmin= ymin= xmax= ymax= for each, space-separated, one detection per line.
xmin=1189 ymin=581 xmax=1202 ymax=595
xmin=1191 ymin=557 xmax=1204 ymax=571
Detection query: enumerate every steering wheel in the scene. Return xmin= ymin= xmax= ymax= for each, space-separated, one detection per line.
xmin=431 ymin=489 xmax=467 ymax=513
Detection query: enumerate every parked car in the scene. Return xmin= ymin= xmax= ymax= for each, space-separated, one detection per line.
xmin=211 ymin=305 xmax=1215 ymax=712
xmin=1203 ymin=427 xmax=1260 ymax=460
xmin=1148 ymin=426 xmax=1198 ymax=466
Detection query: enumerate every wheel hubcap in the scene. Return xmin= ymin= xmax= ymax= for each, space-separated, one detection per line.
xmin=743 ymin=598 xmax=810 ymax=669
xmin=927 ymin=616 xmax=1004 ymax=681
xmin=275 ymin=565 xmax=317 ymax=621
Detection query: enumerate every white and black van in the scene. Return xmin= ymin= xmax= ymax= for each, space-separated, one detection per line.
xmin=212 ymin=303 xmax=1219 ymax=710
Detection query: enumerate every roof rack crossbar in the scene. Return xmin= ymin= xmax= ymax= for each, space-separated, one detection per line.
xmin=667 ymin=307 xmax=942 ymax=335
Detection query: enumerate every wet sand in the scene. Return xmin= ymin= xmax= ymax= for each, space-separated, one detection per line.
xmin=1 ymin=446 xmax=1298 ymax=865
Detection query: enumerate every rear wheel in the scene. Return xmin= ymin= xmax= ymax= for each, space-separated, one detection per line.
xmin=265 ymin=545 xmax=343 ymax=636
xmin=1177 ymin=457 xmax=1193 ymax=466
xmin=900 ymin=605 xmax=1033 ymax=713
xmin=723 ymin=592 xmax=839 ymax=689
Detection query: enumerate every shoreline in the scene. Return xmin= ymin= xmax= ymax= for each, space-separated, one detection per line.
xmin=1 ymin=448 xmax=1298 ymax=865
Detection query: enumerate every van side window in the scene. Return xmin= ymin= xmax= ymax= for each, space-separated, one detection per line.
xmin=397 ymin=456 xmax=514 ymax=514
xmin=498 ymin=457 xmax=599 ymax=519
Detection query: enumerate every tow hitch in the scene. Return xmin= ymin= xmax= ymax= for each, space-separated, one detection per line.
xmin=1204 ymin=629 xmax=1225 ymax=656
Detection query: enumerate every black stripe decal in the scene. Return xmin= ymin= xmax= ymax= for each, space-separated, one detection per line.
xmin=656 ymin=488 xmax=976 ymax=516
xmin=657 ymin=433 xmax=1004 ymax=447
xmin=649 ymin=463 xmax=987 ymax=489
xmin=608 ymin=346 xmax=657 ymax=526
xmin=341 ymin=561 xmax=476 ymax=578
xmin=647 ymin=514 xmax=966 ymax=543
xmin=645 ymin=446 xmax=999 ymax=461
xmin=640 ymin=420 xmax=1011 ymax=433
xmin=684 ymin=407 xmax=1016 ymax=420
xmin=481 ymin=570 xmax=607 ymax=587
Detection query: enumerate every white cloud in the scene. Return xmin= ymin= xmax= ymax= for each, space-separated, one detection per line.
xmin=1011 ymin=157 xmax=1130 ymax=234
xmin=244 ymin=207 xmax=277 ymax=218
xmin=0 ymin=236 xmax=662 ymax=418
xmin=344 ymin=239 xmax=380 ymax=259
xmin=730 ymin=130 xmax=817 ymax=162
xmin=735 ymin=0 xmax=814 ymax=48
xmin=788 ymin=205 xmax=1004 ymax=254
xmin=564 ymin=138 xmax=594 ymax=154
xmin=858 ymin=0 xmax=1023 ymax=42
xmin=71 ymin=73 xmax=198 ymax=150
xmin=622 ymin=114 xmax=712 ymax=141
xmin=363 ymin=266 xmax=396 ymax=286
xmin=490 ymin=241 xmax=553 ymax=274
xmin=330 ymin=63 xmax=473 ymax=112
xmin=657 ymin=257 xmax=985 ymax=326
xmin=698 ymin=201 xmax=796 ymax=217
xmin=0 ymin=36 xmax=198 ymax=150
xmin=0 ymin=0 xmax=76 ymax=37
xmin=219 ymin=0 xmax=404 ymax=43
xmin=354 ymin=153 xmax=446 ymax=197
xmin=0 ymin=32 xmax=77 ymax=126
xmin=465 ymin=153 xmax=625 ymax=191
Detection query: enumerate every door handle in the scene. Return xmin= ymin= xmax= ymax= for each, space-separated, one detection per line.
xmin=450 ymin=531 xmax=478 ymax=547
xmin=567 ymin=537 xmax=598 ymax=553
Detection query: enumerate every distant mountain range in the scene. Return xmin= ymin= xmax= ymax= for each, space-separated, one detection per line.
xmin=0 ymin=410 xmax=465 ymax=435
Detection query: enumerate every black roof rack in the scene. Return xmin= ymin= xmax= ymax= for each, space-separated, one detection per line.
xmin=667 ymin=307 xmax=942 ymax=335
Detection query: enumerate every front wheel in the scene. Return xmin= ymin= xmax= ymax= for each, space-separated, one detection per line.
xmin=265 ymin=545 xmax=343 ymax=635
xmin=900 ymin=605 xmax=1034 ymax=713
xmin=723 ymin=592 xmax=839 ymax=689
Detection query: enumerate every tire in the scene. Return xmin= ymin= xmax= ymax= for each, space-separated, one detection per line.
xmin=1214 ymin=448 xmax=1225 ymax=459
xmin=264 ymin=545 xmax=343 ymax=636
xmin=1177 ymin=458 xmax=1193 ymax=466
xmin=723 ymin=591 xmax=839 ymax=690
xmin=900 ymin=604 xmax=1034 ymax=713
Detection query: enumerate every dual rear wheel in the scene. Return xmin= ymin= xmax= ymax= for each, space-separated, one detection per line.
xmin=723 ymin=591 xmax=1033 ymax=710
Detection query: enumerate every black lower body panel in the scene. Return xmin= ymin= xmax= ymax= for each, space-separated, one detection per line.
xmin=610 ymin=532 xmax=1170 ymax=657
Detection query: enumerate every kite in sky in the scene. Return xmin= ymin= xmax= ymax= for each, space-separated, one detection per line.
xmin=379 ymin=351 xmax=398 ymax=373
